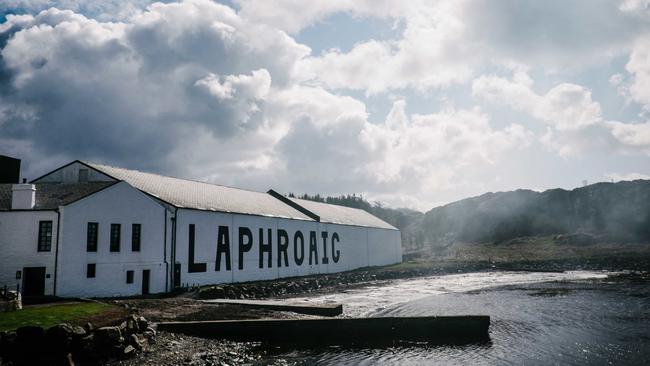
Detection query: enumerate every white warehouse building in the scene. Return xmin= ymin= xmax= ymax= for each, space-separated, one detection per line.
xmin=0 ymin=159 xmax=402 ymax=298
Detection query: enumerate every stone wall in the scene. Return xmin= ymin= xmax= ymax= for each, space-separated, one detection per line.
xmin=0 ymin=315 xmax=155 ymax=365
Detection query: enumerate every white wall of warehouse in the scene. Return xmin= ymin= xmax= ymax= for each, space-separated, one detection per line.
xmin=56 ymin=182 xmax=169 ymax=298
xmin=174 ymin=209 xmax=402 ymax=287
xmin=0 ymin=210 xmax=58 ymax=295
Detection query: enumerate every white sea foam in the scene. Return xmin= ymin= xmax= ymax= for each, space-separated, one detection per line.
xmin=290 ymin=270 xmax=612 ymax=317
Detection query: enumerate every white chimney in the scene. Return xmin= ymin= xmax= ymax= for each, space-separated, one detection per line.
xmin=11 ymin=184 xmax=36 ymax=210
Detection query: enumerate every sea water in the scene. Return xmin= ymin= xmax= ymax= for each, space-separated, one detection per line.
xmin=262 ymin=271 xmax=650 ymax=365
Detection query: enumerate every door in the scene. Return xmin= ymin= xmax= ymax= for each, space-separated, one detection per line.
xmin=142 ymin=269 xmax=150 ymax=295
xmin=173 ymin=263 xmax=181 ymax=288
xmin=22 ymin=267 xmax=46 ymax=297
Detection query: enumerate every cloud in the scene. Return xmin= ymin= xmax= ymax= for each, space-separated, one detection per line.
xmin=473 ymin=73 xmax=602 ymax=131
xmin=0 ymin=2 xmax=307 ymax=179
xmin=625 ymin=35 xmax=650 ymax=109
xmin=235 ymin=0 xmax=408 ymax=34
xmin=472 ymin=72 xmax=650 ymax=156
xmin=1 ymin=0 xmax=157 ymax=21
xmin=0 ymin=1 xmax=531 ymax=211
xmin=290 ymin=0 xmax=650 ymax=94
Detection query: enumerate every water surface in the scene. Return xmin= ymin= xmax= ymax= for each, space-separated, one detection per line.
xmin=262 ymin=271 xmax=650 ymax=365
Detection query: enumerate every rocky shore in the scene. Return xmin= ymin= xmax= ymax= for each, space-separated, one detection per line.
xmin=196 ymin=261 xmax=491 ymax=300
xmin=0 ymin=315 xmax=155 ymax=365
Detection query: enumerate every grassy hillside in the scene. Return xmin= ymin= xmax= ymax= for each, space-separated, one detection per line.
xmin=288 ymin=179 xmax=650 ymax=257
xmin=421 ymin=180 xmax=650 ymax=248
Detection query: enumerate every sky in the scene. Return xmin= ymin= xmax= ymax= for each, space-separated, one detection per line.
xmin=1 ymin=0 xmax=649 ymax=211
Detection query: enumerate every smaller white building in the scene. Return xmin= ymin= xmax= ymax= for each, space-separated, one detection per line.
xmin=0 ymin=160 xmax=402 ymax=298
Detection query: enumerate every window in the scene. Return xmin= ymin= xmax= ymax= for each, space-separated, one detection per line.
xmin=126 ymin=270 xmax=134 ymax=284
xmin=110 ymin=224 xmax=121 ymax=252
xmin=38 ymin=221 xmax=53 ymax=252
xmin=78 ymin=169 xmax=89 ymax=182
xmin=87 ymin=263 xmax=96 ymax=278
xmin=87 ymin=222 xmax=98 ymax=252
xmin=131 ymin=224 xmax=141 ymax=252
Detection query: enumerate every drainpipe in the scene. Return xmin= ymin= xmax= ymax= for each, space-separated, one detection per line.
xmin=53 ymin=208 xmax=61 ymax=297
xmin=171 ymin=207 xmax=178 ymax=288
xmin=163 ymin=208 xmax=168 ymax=292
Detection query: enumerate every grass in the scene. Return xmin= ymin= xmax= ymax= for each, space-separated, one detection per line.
xmin=447 ymin=238 xmax=650 ymax=262
xmin=0 ymin=302 xmax=115 ymax=332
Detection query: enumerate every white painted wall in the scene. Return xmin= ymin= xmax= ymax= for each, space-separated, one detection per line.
xmin=175 ymin=208 xmax=402 ymax=287
xmin=0 ymin=210 xmax=58 ymax=295
xmin=34 ymin=162 xmax=114 ymax=183
xmin=57 ymin=182 xmax=169 ymax=298
xmin=5 ymin=164 xmax=403 ymax=297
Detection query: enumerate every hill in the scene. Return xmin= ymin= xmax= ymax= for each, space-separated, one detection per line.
xmin=421 ymin=180 xmax=650 ymax=247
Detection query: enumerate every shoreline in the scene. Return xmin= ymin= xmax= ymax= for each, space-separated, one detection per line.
xmin=4 ymin=256 xmax=647 ymax=366
xmin=103 ymin=258 xmax=650 ymax=366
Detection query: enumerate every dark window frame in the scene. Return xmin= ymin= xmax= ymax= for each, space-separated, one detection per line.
xmin=126 ymin=270 xmax=134 ymax=284
xmin=37 ymin=220 xmax=53 ymax=252
xmin=87 ymin=263 xmax=96 ymax=278
xmin=131 ymin=223 xmax=141 ymax=252
xmin=110 ymin=224 xmax=121 ymax=252
xmin=87 ymin=222 xmax=98 ymax=252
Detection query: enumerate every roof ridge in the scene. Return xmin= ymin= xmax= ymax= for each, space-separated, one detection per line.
xmin=82 ymin=161 xmax=269 ymax=195
xmin=290 ymin=196 xmax=372 ymax=213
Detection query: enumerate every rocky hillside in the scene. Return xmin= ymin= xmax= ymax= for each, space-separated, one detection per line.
xmin=421 ymin=180 xmax=650 ymax=246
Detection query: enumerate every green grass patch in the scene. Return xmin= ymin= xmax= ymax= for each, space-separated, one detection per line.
xmin=0 ymin=302 xmax=113 ymax=332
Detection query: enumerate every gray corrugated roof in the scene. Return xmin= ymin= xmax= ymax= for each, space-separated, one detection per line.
xmin=83 ymin=162 xmax=313 ymax=220
xmin=0 ymin=182 xmax=115 ymax=210
xmin=287 ymin=197 xmax=397 ymax=230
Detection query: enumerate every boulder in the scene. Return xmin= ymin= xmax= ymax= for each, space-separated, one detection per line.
xmin=0 ymin=331 xmax=16 ymax=358
xmin=136 ymin=316 xmax=148 ymax=332
xmin=118 ymin=321 xmax=128 ymax=334
xmin=15 ymin=325 xmax=45 ymax=349
xmin=46 ymin=324 xmax=74 ymax=350
xmin=125 ymin=315 xmax=139 ymax=334
xmin=129 ymin=334 xmax=145 ymax=350
xmin=143 ymin=327 xmax=156 ymax=343
xmin=47 ymin=323 xmax=86 ymax=340
xmin=15 ymin=325 xmax=45 ymax=341
xmin=78 ymin=334 xmax=95 ymax=353
xmin=94 ymin=326 xmax=123 ymax=346
xmin=83 ymin=322 xmax=94 ymax=333
xmin=122 ymin=345 xmax=136 ymax=358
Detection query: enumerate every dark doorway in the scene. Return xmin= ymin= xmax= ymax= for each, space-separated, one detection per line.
xmin=22 ymin=267 xmax=46 ymax=297
xmin=142 ymin=269 xmax=150 ymax=295
xmin=173 ymin=263 xmax=181 ymax=288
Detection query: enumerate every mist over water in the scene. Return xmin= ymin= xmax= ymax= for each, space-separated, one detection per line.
xmin=263 ymin=271 xmax=650 ymax=365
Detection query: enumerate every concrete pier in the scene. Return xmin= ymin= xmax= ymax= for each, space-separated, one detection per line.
xmin=202 ymin=299 xmax=343 ymax=316
xmin=157 ymin=316 xmax=490 ymax=345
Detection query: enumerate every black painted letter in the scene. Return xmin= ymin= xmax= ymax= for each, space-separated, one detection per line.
xmin=294 ymin=231 xmax=304 ymax=265
xmin=188 ymin=224 xmax=206 ymax=273
xmin=259 ymin=228 xmax=273 ymax=269
xmin=321 ymin=231 xmax=329 ymax=264
xmin=215 ymin=226 xmax=231 ymax=271
xmin=277 ymin=229 xmax=289 ymax=268
xmin=309 ymin=231 xmax=319 ymax=265
xmin=238 ymin=227 xmax=253 ymax=270
xmin=331 ymin=232 xmax=340 ymax=263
